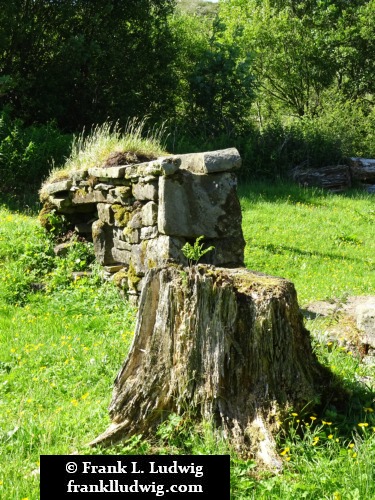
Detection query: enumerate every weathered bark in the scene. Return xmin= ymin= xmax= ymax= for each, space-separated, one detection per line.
xmin=348 ymin=158 xmax=375 ymax=183
xmin=91 ymin=265 xmax=330 ymax=467
xmin=292 ymin=165 xmax=351 ymax=192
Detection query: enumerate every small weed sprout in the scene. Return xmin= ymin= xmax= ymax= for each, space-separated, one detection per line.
xmin=181 ymin=236 xmax=215 ymax=266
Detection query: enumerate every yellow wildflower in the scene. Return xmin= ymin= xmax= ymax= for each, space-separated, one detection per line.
xmin=358 ymin=423 xmax=368 ymax=428
xmin=280 ymin=447 xmax=290 ymax=456
xmin=328 ymin=434 xmax=333 ymax=439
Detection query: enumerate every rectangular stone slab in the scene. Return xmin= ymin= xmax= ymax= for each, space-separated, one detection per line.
xmin=158 ymin=170 xmax=242 ymax=239
xmin=176 ymin=148 xmax=241 ymax=174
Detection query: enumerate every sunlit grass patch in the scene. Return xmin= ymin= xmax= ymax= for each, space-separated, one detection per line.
xmin=240 ymin=182 xmax=375 ymax=305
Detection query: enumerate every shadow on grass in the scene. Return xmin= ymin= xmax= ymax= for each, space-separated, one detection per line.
xmin=251 ymin=242 xmax=367 ymax=265
xmin=315 ymin=368 xmax=374 ymax=442
xmin=238 ymin=180 xmax=370 ymax=205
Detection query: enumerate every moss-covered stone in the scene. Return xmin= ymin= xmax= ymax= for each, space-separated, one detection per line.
xmin=92 ymin=219 xmax=105 ymax=240
xmin=38 ymin=202 xmax=56 ymax=232
xmin=127 ymin=262 xmax=141 ymax=291
xmin=112 ymin=204 xmax=131 ymax=227
xmin=113 ymin=270 xmax=129 ymax=290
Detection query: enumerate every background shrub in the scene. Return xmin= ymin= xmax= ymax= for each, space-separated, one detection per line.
xmin=0 ymin=110 xmax=72 ymax=195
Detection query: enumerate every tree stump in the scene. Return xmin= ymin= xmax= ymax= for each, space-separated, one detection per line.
xmin=91 ymin=265 xmax=331 ymax=467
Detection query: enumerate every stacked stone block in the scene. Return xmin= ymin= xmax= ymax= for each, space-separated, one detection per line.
xmin=40 ymin=148 xmax=245 ymax=301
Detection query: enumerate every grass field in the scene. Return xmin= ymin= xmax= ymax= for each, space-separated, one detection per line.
xmin=0 ymin=182 xmax=374 ymax=499
xmin=239 ymin=182 xmax=375 ymax=306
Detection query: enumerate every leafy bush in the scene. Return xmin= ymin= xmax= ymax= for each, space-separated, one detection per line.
xmin=0 ymin=110 xmax=72 ymax=193
xmin=47 ymin=239 xmax=96 ymax=292
xmin=238 ymin=97 xmax=375 ymax=181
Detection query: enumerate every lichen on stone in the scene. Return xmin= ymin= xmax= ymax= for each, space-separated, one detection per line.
xmin=127 ymin=262 xmax=141 ymax=291
xmin=112 ymin=270 xmax=129 ymax=290
xmin=112 ymin=204 xmax=131 ymax=226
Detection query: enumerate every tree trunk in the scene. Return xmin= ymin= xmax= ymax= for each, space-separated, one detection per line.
xmin=91 ymin=265 xmax=331 ymax=467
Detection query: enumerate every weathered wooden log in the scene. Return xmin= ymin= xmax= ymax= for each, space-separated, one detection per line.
xmin=292 ymin=165 xmax=351 ymax=192
xmin=348 ymin=158 xmax=375 ymax=183
xmin=91 ymin=265 xmax=330 ymax=466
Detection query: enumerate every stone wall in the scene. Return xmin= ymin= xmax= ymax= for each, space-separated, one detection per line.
xmin=40 ymin=148 xmax=245 ymax=301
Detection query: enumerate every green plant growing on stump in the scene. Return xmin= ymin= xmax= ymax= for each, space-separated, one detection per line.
xmin=181 ymin=236 xmax=215 ymax=266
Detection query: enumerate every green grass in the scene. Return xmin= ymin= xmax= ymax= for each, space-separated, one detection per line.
xmin=239 ymin=182 xmax=375 ymax=305
xmin=1 ymin=182 xmax=374 ymax=499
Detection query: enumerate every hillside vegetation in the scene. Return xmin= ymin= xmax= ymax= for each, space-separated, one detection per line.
xmin=1 ymin=0 xmax=374 ymax=197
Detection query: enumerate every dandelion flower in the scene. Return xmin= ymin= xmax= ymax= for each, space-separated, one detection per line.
xmin=310 ymin=416 xmax=317 ymax=421
xmin=291 ymin=413 xmax=298 ymax=417
xmin=348 ymin=443 xmax=355 ymax=449
xmin=328 ymin=434 xmax=333 ymax=439
xmin=280 ymin=447 xmax=290 ymax=456
xmin=358 ymin=423 xmax=368 ymax=428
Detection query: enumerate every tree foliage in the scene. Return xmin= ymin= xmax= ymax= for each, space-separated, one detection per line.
xmin=0 ymin=0 xmax=374 ymax=191
xmin=0 ymin=0 xmax=177 ymax=130
xmin=219 ymin=0 xmax=374 ymax=120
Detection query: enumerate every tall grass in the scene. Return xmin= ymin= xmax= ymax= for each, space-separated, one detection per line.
xmin=45 ymin=119 xmax=169 ymax=185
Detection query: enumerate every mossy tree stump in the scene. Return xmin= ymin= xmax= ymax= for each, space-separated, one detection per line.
xmin=91 ymin=265 xmax=330 ymax=467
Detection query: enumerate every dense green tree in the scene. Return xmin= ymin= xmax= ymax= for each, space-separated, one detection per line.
xmin=219 ymin=0 xmax=374 ymax=121
xmin=168 ymin=13 xmax=255 ymax=138
xmin=0 ymin=0 xmax=177 ymax=130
